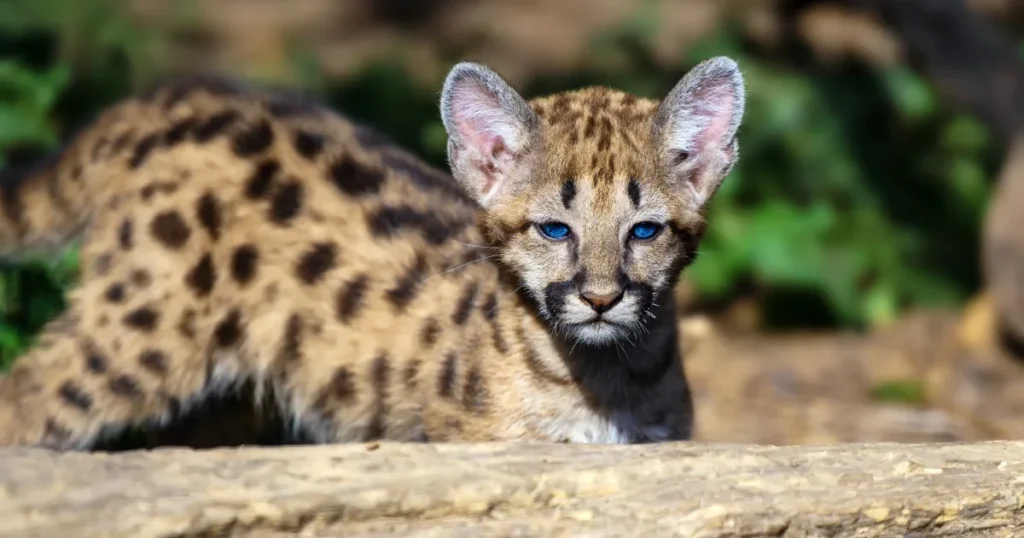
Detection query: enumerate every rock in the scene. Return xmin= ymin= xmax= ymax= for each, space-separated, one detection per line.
xmin=2 ymin=441 xmax=1024 ymax=537
xmin=984 ymin=137 xmax=1024 ymax=344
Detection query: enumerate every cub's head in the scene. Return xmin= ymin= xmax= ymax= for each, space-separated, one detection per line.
xmin=440 ymin=57 xmax=745 ymax=346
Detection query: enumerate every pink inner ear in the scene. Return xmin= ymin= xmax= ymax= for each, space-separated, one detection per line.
xmin=450 ymin=81 xmax=516 ymax=198
xmin=690 ymin=84 xmax=737 ymax=154
xmin=454 ymin=114 xmax=508 ymax=197
xmin=451 ymin=80 xmax=508 ymax=151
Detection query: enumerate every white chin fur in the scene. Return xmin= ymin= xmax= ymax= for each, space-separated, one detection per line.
xmin=569 ymin=322 xmax=628 ymax=346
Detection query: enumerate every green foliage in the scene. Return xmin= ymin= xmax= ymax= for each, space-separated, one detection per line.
xmin=0 ymin=61 xmax=68 ymax=156
xmin=868 ymin=379 xmax=928 ymax=405
xmin=0 ymin=61 xmax=76 ymax=369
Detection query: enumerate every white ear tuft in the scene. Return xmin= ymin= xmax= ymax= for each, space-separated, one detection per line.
xmin=654 ymin=56 xmax=746 ymax=209
xmin=440 ymin=62 xmax=537 ymax=206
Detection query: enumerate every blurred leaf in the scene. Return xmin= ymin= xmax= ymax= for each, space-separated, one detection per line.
xmin=869 ymin=380 xmax=927 ymax=404
xmin=880 ymin=67 xmax=938 ymax=121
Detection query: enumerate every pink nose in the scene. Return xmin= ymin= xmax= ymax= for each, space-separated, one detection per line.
xmin=579 ymin=291 xmax=623 ymax=314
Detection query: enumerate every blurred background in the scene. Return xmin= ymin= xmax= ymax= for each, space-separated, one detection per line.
xmin=2 ymin=0 xmax=1024 ymax=447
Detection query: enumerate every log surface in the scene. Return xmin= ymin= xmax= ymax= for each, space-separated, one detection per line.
xmin=2 ymin=441 xmax=1024 ymax=537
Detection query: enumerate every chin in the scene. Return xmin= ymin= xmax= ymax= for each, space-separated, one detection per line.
xmin=567 ymin=321 xmax=628 ymax=346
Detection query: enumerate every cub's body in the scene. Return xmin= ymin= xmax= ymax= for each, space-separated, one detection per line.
xmin=0 ymin=58 xmax=744 ymax=449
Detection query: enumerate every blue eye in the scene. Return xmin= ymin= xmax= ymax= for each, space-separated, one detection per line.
xmin=630 ymin=222 xmax=662 ymax=240
xmin=538 ymin=222 xmax=571 ymax=240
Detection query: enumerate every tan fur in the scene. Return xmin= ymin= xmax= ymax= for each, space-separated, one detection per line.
xmin=0 ymin=60 xmax=742 ymax=448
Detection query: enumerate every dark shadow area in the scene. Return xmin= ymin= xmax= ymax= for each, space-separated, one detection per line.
xmin=94 ymin=382 xmax=309 ymax=452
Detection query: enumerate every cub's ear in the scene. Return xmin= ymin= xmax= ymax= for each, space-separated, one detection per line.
xmin=653 ymin=56 xmax=745 ymax=210
xmin=440 ymin=62 xmax=539 ymax=206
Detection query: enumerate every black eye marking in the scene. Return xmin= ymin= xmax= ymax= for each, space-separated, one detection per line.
xmin=560 ymin=179 xmax=577 ymax=209
xmin=627 ymin=178 xmax=641 ymax=208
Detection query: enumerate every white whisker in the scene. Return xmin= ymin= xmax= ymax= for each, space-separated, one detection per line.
xmin=431 ymin=254 xmax=499 ymax=278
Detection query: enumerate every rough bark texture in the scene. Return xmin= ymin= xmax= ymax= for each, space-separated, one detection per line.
xmin=2 ymin=441 xmax=1024 ymax=538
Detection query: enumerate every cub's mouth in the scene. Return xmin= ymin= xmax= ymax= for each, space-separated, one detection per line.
xmin=565 ymin=318 xmax=630 ymax=346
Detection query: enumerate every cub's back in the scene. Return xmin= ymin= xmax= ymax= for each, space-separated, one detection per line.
xmin=0 ymin=76 xmax=519 ymax=448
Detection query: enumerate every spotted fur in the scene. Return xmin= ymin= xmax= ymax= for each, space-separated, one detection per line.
xmin=0 ymin=57 xmax=744 ymax=449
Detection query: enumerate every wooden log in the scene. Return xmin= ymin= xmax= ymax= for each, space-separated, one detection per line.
xmin=1 ymin=441 xmax=1023 ymax=537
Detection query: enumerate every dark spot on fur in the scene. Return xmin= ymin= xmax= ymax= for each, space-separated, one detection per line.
xmin=139 ymin=349 xmax=169 ymax=376
xmin=185 ymin=253 xmax=216 ymax=297
xmin=178 ymin=309 xmax=197 ymax=338
xmin=232 ymin=118 xmax=275 ymax=157
xmin=627 ymin=178 xmax=642 ymax=207
xmin=230 ymin=244 xmax=259 ymax=285
xmin=326 ymin=366 xmax=356 ymax=404
xmin=386 ymin=253 xmax=427 ymax=309
xmin=150 ymin=210 xmax=191 ymax=249
xmin=84 ymin=346 xmax=108 ymax=374
xmin=293 ymin=130 xmax=325 ymax=160
xmin=196 ymin=192 xmax=222 ymax=240
xmin=366 ymin=205 xmax=463 ymax=245
xmin=109 ymin=130 xmax=134 ymax=155
xmin=130 ymin=269 xmax=152 ymax=288
xmin=269 ymin=179 xmax=303 ymax=224
xmin=129 ymin=133 xmax=160 ymax=169
xmin=118 ymin=219 xmax=133 ymax=250
xmin=142 ymin=178 xmax=182 ymax=200
xmin=583 ymin=115 xmax=596 ymax=139
xmin=105 ymin=283 xmax=126 ymax=303
xmin=58 ymin=381 xmax=92 ymax=412
xmin=438 ymin=353 xmax=457 ymax=398
xmin=481 ymin=292 xmax=498 ymax=320
xmin=163 ymin=117 xmax=198 ymax=146
xmin=123 ymin=308 xmax=159 ymax=332
xmin=246 ymin=159 xmax=279 ymax=199
xmin=213 ymin=309 xmax=243 ymax=347
xmin=482 ymin=292 xmax=508 ymax=353
xmin=420 ymin=318 xmax=440 ymax=347
xmin=597 ymin=117 xmax=613 ymax=152
xmin=275 ymin=314 xmax=303 ymax=369
xmin=336 ymin=273 xmax=369 ymax=323
xmin=44 ymin=418 xmax=72 ymax=443
xmin=194 ymin=110 xmax=240 ymax=143
xmin=329 ymin=154 xmax=385 ymax=196
xmin=295 ymin=242 xmax=337 ymax=284
xmin=452 ymin=282 xmax=479 ymax=325
xmin=108 ymin=374 xmax=143 ymax=399
xmin=403 ymin=359 xmax=422 ymax=388
xmin=93 ymin=253 xmax=113 ymax=276
xmin=365 ymin=354 xmax=391 ymax=440
xmin=560 ymin=179 xmax=577 ymax=209
xmin=461 ymin=366 xmax=488 ymax=414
